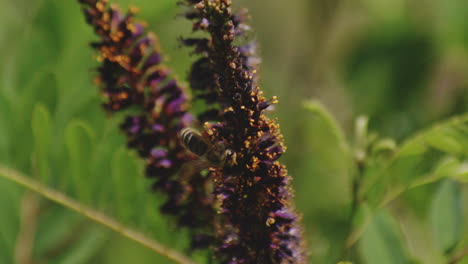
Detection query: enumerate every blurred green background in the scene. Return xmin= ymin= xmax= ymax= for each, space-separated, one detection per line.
xmin=1 ymin=0 xmax=468 ymax=263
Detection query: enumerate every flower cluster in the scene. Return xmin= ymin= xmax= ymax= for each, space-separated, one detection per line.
xmin=183 ymin=2 xmax=259 ymax=123
xmin=183 ymin=0 xmax=306 ymax=263
xmin=79 ymin=0 xmax=306 ymax=260
xmin=78 ymin=0 xmax=215 ymax=249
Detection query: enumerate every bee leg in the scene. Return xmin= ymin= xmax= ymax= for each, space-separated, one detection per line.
xmin=176 ymin=160 xmax=211 ymax=204
xmin=178 ymin=160 xmax=211 ymax=182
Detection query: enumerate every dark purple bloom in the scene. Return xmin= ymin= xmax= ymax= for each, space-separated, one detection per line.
xmin=183 ymin=0 xmax=307 ymax=263
xmin=150 ymin=148 xmax=168 ymax=159
xmin=78 ymin=0 xmax=215 ymax=249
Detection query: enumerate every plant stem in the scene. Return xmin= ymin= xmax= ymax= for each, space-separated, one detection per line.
xmin=15 ymin=192 xmax=40 ymax=264
xmin=448 ymin=247 xmax=468 ymax=264
xmin=0 ymin=164 xmax=196 ymax=264
xmin=341 ymin=159 xmax=365 ymax=261
xmin=43 ymin=219 xmax=90 ymax=259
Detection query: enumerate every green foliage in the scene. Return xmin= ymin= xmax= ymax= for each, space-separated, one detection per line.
xmin=363 ymin=114 xmax=468 ymax=208
xmin=0 ymin=1 xmax=191 ymax=262
xmin=111 ymin=148 xmax=143 ymax=222
xmin=297 ymin=101 xmax=353 ymax=262
xmin=358 ymin=210 xmax=412 ymax=264
xmin=0 ymin=177 xmax=21 ymax=264
xmin=65 ymin=120 xmax=95 ymax=202
xmin=32 ymin=104 xmax=53 ymax=183
xmin=1 ymin=0 xmax=468 ymax=263
xmin=301 ymin=99 xmax=468 ymax=263
xmin=431 ymin=180 xmax=463 ymax=254
xmin=299 ymin=101 xmax=353 ymax=213
xmin=346 ymin=202 xmax=372 ymax=249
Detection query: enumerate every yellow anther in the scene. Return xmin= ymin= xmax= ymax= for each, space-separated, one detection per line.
xmin=272 ymin=96 xmax=279 ymax=104
xmin=96 ymin=2 xmax=105 ymax=11
xmin=266 ymin=217 xmax=276 ymax=227
xmin=129 ymin=6 xmax=140 ymax=13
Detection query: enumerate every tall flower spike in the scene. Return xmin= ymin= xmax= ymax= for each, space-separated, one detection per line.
xmin=183 ymin=0 xmax=307 ymax=263
xmin=183 ymin=1 xmax=260 ymax=123
xmin=78 ymin=0 xmax=216 ymax=249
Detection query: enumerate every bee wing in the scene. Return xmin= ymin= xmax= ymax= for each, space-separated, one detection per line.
xmin=175 ymin=160 xmax=212 ymax=206
xmin=178 ymin=160 xmax=212 ymax=183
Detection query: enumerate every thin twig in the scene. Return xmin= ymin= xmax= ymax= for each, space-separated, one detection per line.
xmin=43 ymin=219 xmax=90 ymax=259
xmin=15 ymin=192 xmax=41 ymax=264
xmin=0 ymin=165 xmax=196 ymax=264
xmin=448 ymin=247 xmax=468 ymax=264
xmin=341 ymin=158 xmax=365 ymax=260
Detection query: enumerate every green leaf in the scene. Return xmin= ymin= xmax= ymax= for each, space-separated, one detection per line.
xmin=0 ymin=177 xmax=21 ymax=257
xmin=424 ymin=124 xmax=468 ymax=155
xmin=304 ymin=100 xmax=350 ymax=155
xmin=99 ymin=235 xmax=174 ymax=264
xmin=371 ymin=138 xmax=397 ymax=157
xmin=448 ymin=160 xmax=468 ymax=183
xmin=26 ymin=70 xmax=58 ymax=113
xmin=0 ymin=239 xmax=11 ymax=264
xmin=0 ymin=93 xmax=12 ymax=162
xmin=111 ymin=147 xmax=142 ymax=221
xmin=430 ymin=180 xmax=462 ymax=253
xmin=51 ymin=227 xmax=108 ymax=264
xmin=359 ymin=210 xmax=411 ymax=264
xmin=363 ymin=113 xmax=468 ymax=208
xmin=34 ymin=207 xmax=83 ymax=255
xmin=346 ymin=203 xmax=372 ymax=248
xmin=17 ymin=69 xmax=58 ymax=133
xmin=64 ymin=120 xmax=95 ymax=202
xmin=298 ymin=101 xmax=353 ymax=212
xmin=426 ymin=157 xmax=460 ymax=182
xmin=31 ymin=104 xmax=53 ymax=183
xmin=449 ymin=228 xmax=468 ymax=264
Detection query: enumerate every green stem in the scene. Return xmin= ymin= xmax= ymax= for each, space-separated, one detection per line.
xmin=15 ymin=192 xmax=40 ymax=264
xmin=341 ymin=159 xmax=365 ymax=261
xmin=448 ymin=247 xmax=468 ymax=264
xmin=0 ymin=164 xmax=196 ymax=264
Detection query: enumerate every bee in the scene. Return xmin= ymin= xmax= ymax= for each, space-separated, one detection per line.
xmin=178 ymin=128 xmax=237 ymax=182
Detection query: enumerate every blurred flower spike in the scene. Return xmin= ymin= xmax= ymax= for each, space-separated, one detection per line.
xmin=183 ymin=0 xmax=307 ymax=263
xmin=78 ymin=0 xmax=216 ymax=249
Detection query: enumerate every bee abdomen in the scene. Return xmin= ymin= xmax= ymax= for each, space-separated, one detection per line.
xmin=181 ymin=128 xmax=208 ymax=156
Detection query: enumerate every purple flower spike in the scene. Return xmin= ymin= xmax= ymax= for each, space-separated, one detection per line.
xmin=183 ymin=0 xmax=307 ymax=263
xmin=79 ymin=0 xmax=216 ymax=250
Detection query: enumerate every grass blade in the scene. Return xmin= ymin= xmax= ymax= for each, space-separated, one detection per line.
xmin=0 ymin=164 xmax=196 ymax=264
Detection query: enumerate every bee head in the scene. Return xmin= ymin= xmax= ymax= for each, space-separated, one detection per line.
xmin=223 ymin=149 xmax=237 ymax=167
xmin=205 ymin=142 xmax=237 ymax=167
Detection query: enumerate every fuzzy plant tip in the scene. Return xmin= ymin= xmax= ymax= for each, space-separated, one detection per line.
xmin=183 ymin=0 xmax=307 ymax=263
